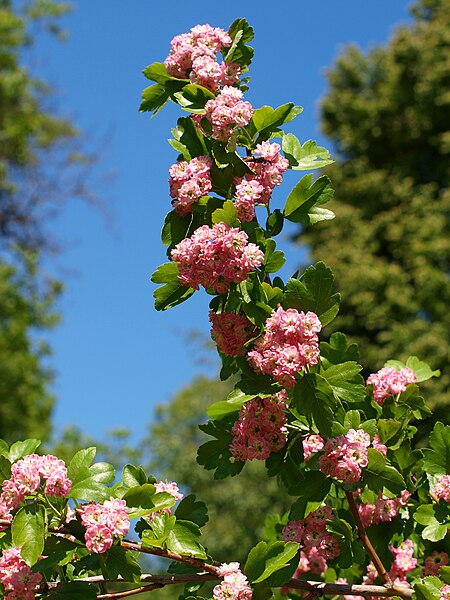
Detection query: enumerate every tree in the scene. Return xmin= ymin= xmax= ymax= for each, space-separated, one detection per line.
xmin=0 ymin=251 xmax=60 ymax=443
xmin=142 ymin=375 xmax=291 ymax=564
xmin=297 ymin=0 xmax=450 ymax=414
xmin=0 ymin=0 xmax=96 ymax=442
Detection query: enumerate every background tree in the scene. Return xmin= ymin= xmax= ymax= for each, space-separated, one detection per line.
xmin=0 ymin=0 xmax=97 ymax=442
xmin=297 ymin=0 xmax=450 ymax=415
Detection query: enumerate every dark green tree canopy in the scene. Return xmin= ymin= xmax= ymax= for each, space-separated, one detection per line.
xmin=298 ymin=0 xmax=449 ymax=410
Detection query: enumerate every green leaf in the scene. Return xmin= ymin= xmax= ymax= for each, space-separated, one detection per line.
xmin=102 ymin=546 xmax=142 ymax=583
xmin=0 ymin=455 xmax=11 ymax=483
xmin=250 ymin=104 xmax=303 ymax=141
xmin=225 ymin=18 xmax=254 ymax=68
xmin=47 ymin=582 xmax=98 ymax=600
xmin=263 ymin=239 xmax=286 ymax=274
xmin=385 ymin=356 xmax=440 ymax=382
xmin=12 ymin=504 xmax=45 ymax=565
xmin=174 ymin=84 xmax=215 ymax=112
xmin=140 ymin=83 xmax=170 ymax=114
xmin=207 ymin=388 xmax=255 ymax=419
xmin=151 ymin=262 xmax=195 ymax=311
xmin=212 ymin=200 xmax=240 ymax=227
xmin=167 ymin=520 xmax=207 ymax=559
xmin=323 ymin=362 xmax=362 ymax=384
xmin=414 ymin=504 xmax=450 ymax=542
xmin=320 ymin=332 xmax=360 ymax=366
xmin=33 ymin=536 xmax=78 ymax=572
xmin=68 ymin=447 xmax=115 ymax=502
xmin=124 ymin=485 xmax=175 ymax=519
xmin=140 ymin=513 xmax=176 ymax=548
xmin=377 ymin=419 xmax=403 ymax=444
xmin=285 ymin=262 xmax=340 ymax=327
xmin=161 ymin=211 xmax=192 ymax=248
xmin=122 ymin=464 xmax=147 ymax=487
xmin=344 ymin=410 xmax=361 ymax=431
xmin=414 ymin=577 xmax=442 ymax=600
xmin=8 ymin=439 xmax=40 ymax=462
xmin=439 ymin=566 xmax=450 ymax=584
xmin=142 ymin=62 xmax=173 ymax=83
xmin=245 ymin=541 xmax=298 ymax=585
xmin=282 ymin=134 xmax=334 ymax=170
xmin=289 ymin=471 xmax=332 ymax=519
xmin=423 ymin=422 xmax=450 ymax=476
xmin=175 ymin=495 xmax=208 ymax=528
xmin=284 ymin=174 xmax=334 ymax=225
xmin=172 ymin=117 xmax=207 ymax=158
xmin=293 ymin=373 xmax=337 ymax=438
xmin=197 ymin=421 xmax=244 ymax=479
xmin=361 ymin=448 xmax=405 ymax=494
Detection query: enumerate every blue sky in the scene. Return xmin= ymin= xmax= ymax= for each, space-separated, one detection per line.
xmin=35 ymin=1 xmax=413 ymax=444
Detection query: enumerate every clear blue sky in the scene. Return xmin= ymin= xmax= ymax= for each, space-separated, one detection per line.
xmin=36 ymin=1 xmax=413 ymax=444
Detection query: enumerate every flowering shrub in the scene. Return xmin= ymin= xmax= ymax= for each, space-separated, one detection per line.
xmin=0 ymin=17 xmax=446 ymax=600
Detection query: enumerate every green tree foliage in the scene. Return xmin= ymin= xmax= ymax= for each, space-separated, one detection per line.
xmin=298 ymin=0 xmax=450 ymax=412
xmin=142 ymin=375 xmax=291 ymax=564
xmin=0 ymin=0 xmax=94 ymax=442
xmin=0 ymin=251 xmax=60 ymax=442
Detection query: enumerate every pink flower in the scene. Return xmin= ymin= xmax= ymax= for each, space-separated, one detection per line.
xmin=434 ymin=475 xmax=450 ymax=503
xmin=422 ymin=551 xmax=449 ymax=576
xmin=230 ymin=394 xmax=287 ymax=461
xmin=168 ymin=156 xmax=212 ymax=215
xmin=78 ymin=497 xmax=130 ymax=554
xmin=247 ymin=307 xmax=321 ymax=388
xmin=367 ymin=366 xmax=417 ymax=406
xmin=171 ymin=223 xmax=264 ymax=293
xmin=214 ymin=562 xmax=252 ymax=600
xmin=302 ymin=434 xmax=325 ymax=461
xmin=389 ymin=539 xmax=417 ymax=579
xmin=210 ymin=312 xmax=256 ymax=356
xmin=0 ymin=547 xmax=42 ymax=599
xmin=154 ymin=480 xmax=184 ymax=501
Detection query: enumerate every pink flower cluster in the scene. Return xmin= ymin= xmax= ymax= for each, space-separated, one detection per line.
xmin=302 ymin=434 xmax=325 ymax=461
xmin=171 ymin=222 xmax=264 ymax=293
xmin=78 ymin=498 xmax=130 ymax=554
xmin=147 ymin=480 xmax=183 ymax=523
xmin=213 ymin=562 xmax=252 ymax=600
xmin=422 ymin=551 xmax=449 ymax=576
xmin=389 ymin=539 xmax=417 ymax=579
xmin=234 ymin=142 xmax=289 ymax=221
xmin=169 ymin=156 xmax=212 ymax=215
xmin=154 ymin=480 xmax=184 ymax=500
xmin=230 ymin=393 xmax=288 ymax=461
xmin=202 ymin=86 xmax=253 ymax=141
xmin=209 ymin=311 xmax=256 ymax=356
xmin=164 ymin=25 xmax=239 ymax=92
xmin=247 ymin=307 xmax=321 ymax=388
xmin=0 ymin=547 xmax=42 ymax=600
xmin=434 ymin=475 xmax=450 ymax=503
xmin=357 ymin=490 xmax=410 ymax=528
xmin=281 ymin=506 xmax=340 ymax=576
xmin=0 ymin=454 xmax=71 ymax=525
xmin=318 ymin=429 xmax=371 ymax=484
xmin=441 ymin=585 xmax=450 ymax=600
xmin=367 ymin=366 xmax=417 ymax=406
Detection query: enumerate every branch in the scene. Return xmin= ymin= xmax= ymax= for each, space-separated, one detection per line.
xmin=43 ymin=574 xmax=413 ymax=599
xmin=120 ymin=539 xmax=220 ymax=574
xmin=345 ymin=490 xmax=392 ymax=586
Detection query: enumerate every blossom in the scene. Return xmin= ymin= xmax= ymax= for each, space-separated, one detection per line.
xmin=302 ymin=434 xmax=325 ymax=461
xmin=209 ymin=312 xmax=257 ymax=356
xmin=389 ymin=539 xmax=417 ymax=579
xmin=214 ymin=562 xmax=252 ymax=599
xmin=434 ymin=475 xmax=450 ymax=503
xmin=171 ymin=222 xmax=264 ymax=293
xmin=78 ymin=498 xmax=130 ymax=554
xmin=0 ymin=547 xmax=42 ymax=600
xmin=203 ymin=86 xmax=253 ymax=141
xmin=164 ymin=25 xmax=233 ymax=91
xmin=357 ymin=489 xmax=410 ymax=528
xmin=318 ymin=430 xmax=370 ymax=484
xmin=367 ymin=366 xmax=417 ymax=405
xmin=247 ymin=307 xmax=321 ymax=388
xmin=168 ymin=156 xmax=212 ymax=215
xmin=230 ymin=393 xmax=288 ymax=461
xmin=422 ymin=551 xmax=449 ymax=576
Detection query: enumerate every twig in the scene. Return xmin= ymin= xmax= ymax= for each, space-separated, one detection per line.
xmin=96 ymin=584 xmax=163 ymax=599
xmin=120 ymin=539 xmax=220 ymax=574
xmin=345 ymin=490 xmax=392 ymax=586
xmin=43 ymin=574 xmax=413 ymax=599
